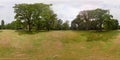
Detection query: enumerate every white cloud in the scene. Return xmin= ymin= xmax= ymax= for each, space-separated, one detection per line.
xmin=0 ymin=0 xmax=120 ymax=24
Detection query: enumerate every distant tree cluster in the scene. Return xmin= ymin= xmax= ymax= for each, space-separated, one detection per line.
xmin=0 ymin=3 xmax=119 ymax=32
xmin=71 ymin=9 xmax=119 ymax=31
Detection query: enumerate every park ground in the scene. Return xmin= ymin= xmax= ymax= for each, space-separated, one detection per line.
xmin=0 ymin=30 xmax=120 ymax=60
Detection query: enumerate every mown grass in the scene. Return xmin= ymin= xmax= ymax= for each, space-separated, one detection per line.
xmin=0 ymin=30 xmax=120 ymax=60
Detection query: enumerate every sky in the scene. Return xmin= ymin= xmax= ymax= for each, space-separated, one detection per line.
xmin=0 ymin=0 xmax=120 ymax=24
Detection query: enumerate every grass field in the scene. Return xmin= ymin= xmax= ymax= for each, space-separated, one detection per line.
xmin=0 ymin=30 xmax=120 ymax=60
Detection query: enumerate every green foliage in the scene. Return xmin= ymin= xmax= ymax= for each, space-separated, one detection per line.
xmin=1 ymin=20 xmax=5 ymax=29
xmin=5 ymin=21 xmax=17 ymax=29
xmin=13 ymin=3 xmax=57 ymax=31
xmin=62 ymin=21 xmax=69 ymax=30
xmin=71 ymin=8 xmax=119 ymax=31
xmin=104 ymin=19 xmax=119 ymax=30
xmin=55 ymin=19 xmax=63 ymax=30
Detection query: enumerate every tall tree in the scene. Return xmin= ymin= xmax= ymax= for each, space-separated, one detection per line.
xmin=71 ymin=8 xmax=119 ymax=31
xmin=32 ymin=3 xmax=57 ymax=31
xmin=1 ymin=20 xmax=5 ymax=29
xmin=14 ymin=4 xmax=34 ymax=31
xmin=93 ymin=9 xmax=109 ymax=31
xmin=14 ymin=3 xmax=57 ymax=31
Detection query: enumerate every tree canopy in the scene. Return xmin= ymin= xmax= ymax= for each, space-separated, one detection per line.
xmin=71 ymin=8 xmax=119 ymax=31
xmin=0 ymin=5 xmax=118 ymax=31
xmin=13 ymin=3 xmax=58 ymax=31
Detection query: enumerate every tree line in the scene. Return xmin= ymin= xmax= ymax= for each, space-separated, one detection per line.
xmin=0 ymin=3 xmax=69 ymax=31
xmin=0 ymin=3 xmax=119 ymax=31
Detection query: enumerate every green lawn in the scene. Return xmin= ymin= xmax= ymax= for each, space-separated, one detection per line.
xmin=0 ymin=30 xmax=120 ymax=60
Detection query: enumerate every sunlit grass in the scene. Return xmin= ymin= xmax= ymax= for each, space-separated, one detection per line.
xmin=0 ymin=30 xmax=120 ymax=60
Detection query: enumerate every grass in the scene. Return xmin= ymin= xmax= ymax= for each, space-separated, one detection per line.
xmin=0 ymin=30 xmax=120 ymax=60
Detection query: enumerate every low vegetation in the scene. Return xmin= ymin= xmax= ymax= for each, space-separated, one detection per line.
xmin=0 ymin=30 xmax=120 ymax=60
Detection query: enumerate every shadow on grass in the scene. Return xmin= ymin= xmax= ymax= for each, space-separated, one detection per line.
xmin=15 ymin=30 xmax=49 ymax=35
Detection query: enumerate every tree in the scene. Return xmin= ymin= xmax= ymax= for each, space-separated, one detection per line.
xmin=71 ymin=10 xmax=95 ymax=30
xmin=71 ymin=8 xmax=118 ymax=31
xmin=56 ymin=19 xmax=63 ymax=30
xmin=14 ymin=3 xmax=57 ymax=31
xmin=62 ymin=21 xmax=69 ymax=30
xmin=5 ymin=21 xmax=16 ymax=29
xmin=1 ymin=20 xmax=5 ymax=29
xmin=104 ymin=19 xmax=119 ymax=30
xmin=93 ymin=9 xmax=109 ymax=31
xmin=15 ymin=19 xmax=22 ymax=30
xmin=32 ymin=3 xmax=57 ymax=31
xmin=14 ymin=4 xmax=34 ymax=31
xmin=71 ymin=20 xmax=77 ymax=30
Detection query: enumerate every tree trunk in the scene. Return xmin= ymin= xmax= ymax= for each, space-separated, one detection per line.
xmin=28 ymin=24 xmax=31 ymax=31
xmin=97 ymin=23 xmax=102 ymax=32
xmin=27 ymin=18 xmax=32 ymax=32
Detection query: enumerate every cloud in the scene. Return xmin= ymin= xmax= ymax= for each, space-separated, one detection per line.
xmin=0 ymin=4 xmax=5 ymax=8
xmin=0 ymin=0 xmax=120 ymax=24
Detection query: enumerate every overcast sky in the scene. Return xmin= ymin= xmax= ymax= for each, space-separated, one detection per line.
xmin=0 ymin=0 xmax=120 ymax=23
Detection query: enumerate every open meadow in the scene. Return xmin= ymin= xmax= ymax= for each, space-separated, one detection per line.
xmin=0 ymin=30 xmax=120 ymax=60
